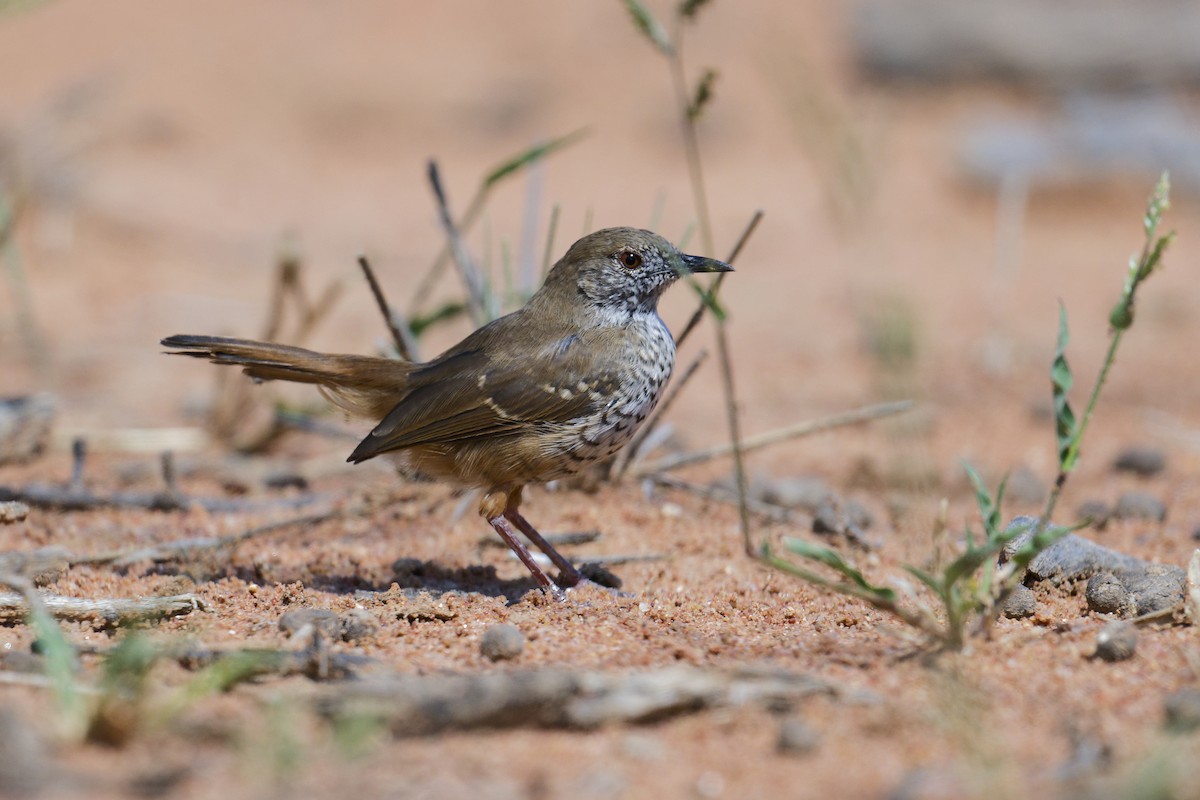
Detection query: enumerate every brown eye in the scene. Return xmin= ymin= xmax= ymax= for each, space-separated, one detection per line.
xmin=619 ymin=250 xmax=642 ymax=269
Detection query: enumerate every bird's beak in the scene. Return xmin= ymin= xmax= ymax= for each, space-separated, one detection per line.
xmin=680 ymin=253 xmax=734 ymax=274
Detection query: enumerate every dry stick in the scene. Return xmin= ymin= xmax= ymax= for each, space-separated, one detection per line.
xmin=408 ymin=189 xmax=488 ymax=316
xmin=612 ymin=349 xmax=709 ymax=479
xmin=541 ymin=203 xmax=561 ymax=279
xmin=427 ymin=160 xmax=489 ymax=325
xmin=649 ymin=474 xmax=796 ymax=524
xmin=89 ymin=508 xmax=343 ymax=567
xmin=0 ymin=481 xmax=327 ymax=514
xmin=0 ymin=590 xmax=203 ymax=622
xmin=357 ymin=254 xmax=418 ymax=361
xmin=636 ymin=400 xmax=915 ymax=476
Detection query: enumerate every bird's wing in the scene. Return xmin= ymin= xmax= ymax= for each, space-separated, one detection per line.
xmin=347 ymin=326 xmax=622 ymax=463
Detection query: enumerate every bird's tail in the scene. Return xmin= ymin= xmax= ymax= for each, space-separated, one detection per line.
xmin=161 ymin=334 xmax=411 ymax=419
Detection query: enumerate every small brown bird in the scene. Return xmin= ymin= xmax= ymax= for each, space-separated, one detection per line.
xmin=162 ymin=227 xmax=731 ymax=599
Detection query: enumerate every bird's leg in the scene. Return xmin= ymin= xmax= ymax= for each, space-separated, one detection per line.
xmin=505 ymin=509 xmax=584 ymax=589
xmin=482 ymin=488 xmax=567 ymax=601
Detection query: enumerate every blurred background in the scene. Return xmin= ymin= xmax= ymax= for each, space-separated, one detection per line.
xmin=1 ymin=0 xmax=1198 ymax=484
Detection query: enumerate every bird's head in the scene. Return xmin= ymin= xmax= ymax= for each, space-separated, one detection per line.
xmin=536 ymin=227 xmax=732 ymax=321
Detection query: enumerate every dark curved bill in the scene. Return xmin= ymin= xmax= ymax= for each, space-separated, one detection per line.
xmin=680 ymin=253 xmax=734 ymax=274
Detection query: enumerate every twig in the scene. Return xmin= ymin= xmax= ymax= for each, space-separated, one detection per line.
xmin=0 ymin=671 xmax=99 ymax=693
xmin=83 ymin=508 xmax=343 ymax=567
xmin=613 ymin=349 xmax=709 ymax=478
xmin=0 ymin=591 xmax=204 ymax=622
xmin=0 ymin=482 xmax=328 ymax=514
xmin=648 ymin=474 xmax=796 ymax=524
xmin=479 ymin=530 xmax=601 ymax=550
xmin=636 ymin=400 xmax=914 ymax=475
xmin=427 ymin=160 xmax=488 ymax=324
xmin=541 ymin=203 xmax=561 ymax=279
xmin=318 ymin=665 xmax=834 ymax=735
xmin=357 ymin=254 xmax=418 ymax=361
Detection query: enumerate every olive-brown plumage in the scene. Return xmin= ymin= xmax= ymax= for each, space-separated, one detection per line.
xmin=163 ymin=227 xmax=731 ymax=599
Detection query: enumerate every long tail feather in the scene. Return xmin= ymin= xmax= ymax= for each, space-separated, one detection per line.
xmin=161 ymin=335 xmax=410 ymax=419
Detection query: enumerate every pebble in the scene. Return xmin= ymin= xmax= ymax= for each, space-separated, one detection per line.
xmin=760 ymin=476 xmax=833 ymax=511
xmin=1191 ymin=523 xmax=1200 ymax=542
xmin=480 ymin=623 xmax=525 ymax=661
xmin=1114 ymin=491 xmax=1166 ymax=523
xmin=1093 ymin=621 xmax=1137 ymax=662
xmin=776 ymin=717 xmax=820 ymax=755
xmin=1112 ymin=445 xmax=1166 ymax=477
xmin=1075 ymin=499 xmax=1112 ymax=530
xmin=1085 ymin=573 xmax=1134 ymax=616
xmin=0 ymin=501 xmax=29 ymax=524
xmin=278 ymin=608 xmax=341 ymax=639
xmin=1122 ymin=564 xmax=1187 ymax=615
xmin=339 ymin=609 xmax=380 ymax=642
xmin=1001 ymin=584 xmax=1037 ymax=619
xmin=579 ymin=562 xmax=623 ymax=589
xmin=1163 ymin=687 xmax=1200 ymax=733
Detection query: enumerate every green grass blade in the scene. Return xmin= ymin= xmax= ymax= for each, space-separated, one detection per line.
xmin=1052 ymin=303 xmax=1078 ymax=472
xmin=622 ymin=0 xmax=673 ymax=55
xmin=483 ymin=129 xmax=588 ymax=190
xmin=783 ymin=537 xmax=897 ymax=602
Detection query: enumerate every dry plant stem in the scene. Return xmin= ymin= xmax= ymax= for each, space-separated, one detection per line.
xmin=649 ymin=474 xmax=796 ymax=524
xmin=408 ymin=190 xmax=487 ymax=315
xmin=0 ymin=481 xmax=326 ymax=514
xmin=0 ymin=591 xmax=203 ymax=622
xmin=637 ymin=400 xmax=914 ymax=475
xmin=427 ymin=160 xmax=488 ymax=325
xmin=612 ymin=348 xmax=709 ymax=478
xmin=714 ymin=326 xmax=754 ymax=555
xmin=86 ymin=508 xmax=343 ymax=567
xmin=357 ymin=254 xmax=418 ymax=361
xmin=541 ymin=203 xmax=561 ymax=279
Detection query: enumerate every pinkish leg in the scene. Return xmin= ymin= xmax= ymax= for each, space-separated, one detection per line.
xmin=487 ymin=513 xmax=567 ymax=602
xmin=505 ymin=509 xmax=584 ymax=589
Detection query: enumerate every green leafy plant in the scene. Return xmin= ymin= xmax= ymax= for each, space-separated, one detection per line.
xmin=764 ymin=174 xmax=1176 ymax=650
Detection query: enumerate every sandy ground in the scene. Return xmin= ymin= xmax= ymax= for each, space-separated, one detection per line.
xmin=1 ymin=1 xmax=1199 ymax=798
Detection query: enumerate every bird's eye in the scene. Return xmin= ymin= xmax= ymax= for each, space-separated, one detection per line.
xmin=618 ymin=250 xmax=643 ymax=269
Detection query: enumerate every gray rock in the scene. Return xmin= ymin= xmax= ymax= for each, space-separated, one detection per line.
xmin=480 ymin=623 xmax=525 ymax=661
xmin=1113 ymin=445 xmax=1166 ymax=477
xmin=1086 ymin=573 xmax=1134 ymax=616
xmin=1123 ymin=564 xmax=1187 ymax=615
xmin=339 ymin=609 xmax=380 ymax=642
xmin=1002 ymin=584 xmax=1037 ymax=619
xmin=278 ymin=608 xmax=341 ymax=639
xmin=1114 ymin=492 xmax=1166 ymax=523
xmin=777 ymin=717 xmax=820 ymax=755
xmin=761 ymin=476 xmax=834 ymax=511
xmin=0 ymin=394 xmax=56 ymax=466
xmin=1191 ymin=524 xmax=1200 ymax=542
xmin=1163 ymin=687 xmax=1200 ymax=733
xmin=1075 ymin=499 xmax=1112 ymax=530
xmin=0 ymin=501 xmax=29 ymax=524
xmin=1093 ymin=621 xmax=1137 ymax=662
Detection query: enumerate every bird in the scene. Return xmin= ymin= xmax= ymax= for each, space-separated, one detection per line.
xmin=162 ymin=227 xmax=732 ymax=600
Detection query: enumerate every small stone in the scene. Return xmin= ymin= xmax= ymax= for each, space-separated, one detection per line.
xmin=812 ymin=502 xmax=843 ymax=536
xmin=761 ymin=476 xmax=833 ymax=511
xmin=777 ymin=717 xmax=820 ymax=755
xmin=480 ymin=623 xmax=524 ymax=661
xmin=1086 ymin=573 xmax=1134 ymax=616
xmin=1163 ymin=687 xmax=1200 ymax=733
xmin=1114 ymin=492 xmax=1166 ymax=523
xmin=0 ymin=501 xmax=29 ymax=524
xmin=1123 ymin=564 xmax=1187 ymax=615
xmin=1002 ymin=584 xmax=1037 ymax=619
xmin=278 ymin=608 xmax=340 ymax=639
xmin=579 ymin=562 xmax=623 ymax=589
xmin=1191 ymin=524 xmax=1200 ymax=542
xmin=262 ymin=471 xmax=309 ymax=491
xmin=1006 ymin=465 xmax=1047 ymax=505
xmin=339 ymin=609 xmax=380 ymax=642
xmin=843 ymin=499 xmax=874 ymax=530
xmin=1113 ymin=445 xmax=1166 ymax=477
xmin=1076 ymin=500 xmax=1112 ymax=530
xmin=1093 ymin=621 xmax=1137 ymax=662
